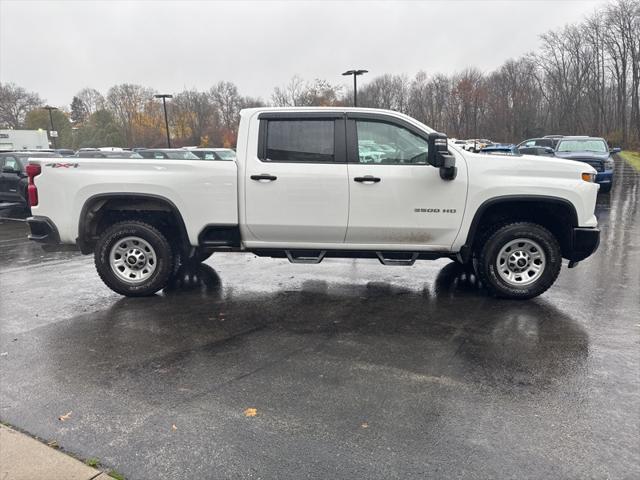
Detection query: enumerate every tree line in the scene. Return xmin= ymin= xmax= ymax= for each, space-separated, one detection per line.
xmin=1 ymin=0 xmax=638 ymax=149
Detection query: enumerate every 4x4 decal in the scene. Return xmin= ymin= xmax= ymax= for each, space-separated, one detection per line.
xmin=45 ymin=163 xmax=79 ymax=169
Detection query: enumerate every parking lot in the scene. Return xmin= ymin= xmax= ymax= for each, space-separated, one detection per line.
xmin=0 ymin=157 xmax=638 ymax=479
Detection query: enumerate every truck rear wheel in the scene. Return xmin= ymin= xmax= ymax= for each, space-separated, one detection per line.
xmin=94 ymin=221 xmax=174 ymax=296
xmin=476 ymin=222 xmax=561 ymax=299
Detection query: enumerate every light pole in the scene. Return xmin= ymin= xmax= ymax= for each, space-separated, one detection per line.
xmin=44 ymin=106 xmax=58 ymax=149
xmin=154 ymin=94 xmax=173 ymax=147
xmin=342 ymin=69 xmax=368 ymax=107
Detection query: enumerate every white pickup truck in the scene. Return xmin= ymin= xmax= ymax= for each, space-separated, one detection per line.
xmin=25 ymin=107 xmax=600 ymax=299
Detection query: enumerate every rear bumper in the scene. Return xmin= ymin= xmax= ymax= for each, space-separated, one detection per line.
xmin=567 ymin=227 xmax=600 ymax=264
xmin=27 ymin=216 xmax=60 ymax=244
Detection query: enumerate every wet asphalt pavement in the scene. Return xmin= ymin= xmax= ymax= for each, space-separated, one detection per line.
xmin=1 ymin=158 xmax=639 ymax=480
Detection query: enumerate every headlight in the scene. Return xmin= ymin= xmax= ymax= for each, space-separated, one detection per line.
xmin=605 ymin=159 xmax=615 ymax=170
xmin=582 ymin=172 xmax=596 ymax=182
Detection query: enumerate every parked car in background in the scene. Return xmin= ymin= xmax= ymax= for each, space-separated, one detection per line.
xmin=75 ymin=151 xmax=143 ymax=159
xmin=450 ymin=139 xmax=467 ymax=148
xmin=0 ymin=151 xmax=60 ymax=210
xmin=518 ymin=146 xmax=555 ymax=156
xmin=138 ymin=149 xmax=200 ymax=160
xmin=543 ymin=135 xmax=565 ymax=148
xmin=462 ymin=140 xmax=475 ymax=151
xmin=517 ymin=137 xmax=558 ymax=150
xmin=55 ymin=149 xmax=76 ymax=157
xmin=187 ymin=148 xmax=236 ymax=161
xmin=464 ymin=139 xmax=494 ymax=152
xmin=554 ymin=136 xmax=616 ymax=193
xmin=480 ymin=144 xmax=518 ymax=155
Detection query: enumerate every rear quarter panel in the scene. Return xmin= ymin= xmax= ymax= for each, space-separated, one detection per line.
xmin=29 ymin=158 xmax=238 ymax=245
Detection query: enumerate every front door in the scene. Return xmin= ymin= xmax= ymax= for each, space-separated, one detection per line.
xmin=345 ymin=116 xmax=467 ymax=249
xmin=244 ymin=114 xmax=349 ymax=245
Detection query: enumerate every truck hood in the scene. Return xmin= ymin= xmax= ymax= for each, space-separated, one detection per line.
xmin=463 ymin=149 xmax=597 ymax=178
xmin=554 ymin=151 xmax=610 ymax=162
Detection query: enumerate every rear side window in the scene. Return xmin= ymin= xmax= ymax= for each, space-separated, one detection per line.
xmin=3 ymin=156 xmax=19 ymax=171
xmin=534 ymin=139 xmax=553 ymax=148
xmin=265 ymin=120 xmax=334 ymax=162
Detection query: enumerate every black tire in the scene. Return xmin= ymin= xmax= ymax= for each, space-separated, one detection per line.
xmin=476 ymin=222 xmax=562 ymax=300
xmin=599 ymin=183 xmax=612 ymax=193
xmin=94 ymin=221 xmax=174 ymax=296
xmin=191 ymin=248 xmax=213 ymax=263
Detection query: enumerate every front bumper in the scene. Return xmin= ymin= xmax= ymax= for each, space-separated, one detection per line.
xmin=567 ymin=227 xmax=600 ymax=265
xmin=27 ymin=216 xmax=60 ymax=244
xmin=595 ymin=170 xmax=613 ymax=185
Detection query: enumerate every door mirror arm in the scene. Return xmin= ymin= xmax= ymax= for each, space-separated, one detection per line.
xmin=427 ymin=132 xmax=457 ymax=180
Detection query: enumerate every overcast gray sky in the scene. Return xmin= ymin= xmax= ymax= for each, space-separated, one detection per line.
xmin=1 ymin=0 xmax=603 ymax=106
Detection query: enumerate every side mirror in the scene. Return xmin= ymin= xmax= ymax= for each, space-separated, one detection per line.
xmin=427 ymin=132 xmax=457 ymax=180
xmin=610 ymin=147 xmax=621 ymax=154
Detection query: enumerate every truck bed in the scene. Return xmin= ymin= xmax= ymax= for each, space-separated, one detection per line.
xmin=29 ymin=158 xmax=238 ymax=245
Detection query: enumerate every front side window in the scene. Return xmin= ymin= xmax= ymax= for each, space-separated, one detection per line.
xmin=356 ymin=121 xmax=428 ymax=165
xmin=266 ymin=120 xmax=334 ymax=162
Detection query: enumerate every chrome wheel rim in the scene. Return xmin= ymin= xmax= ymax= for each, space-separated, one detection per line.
xmin=496 ymin=238 xmax=546 ymax=286
xmin=109 ymin=236 xmax=157 ymax=284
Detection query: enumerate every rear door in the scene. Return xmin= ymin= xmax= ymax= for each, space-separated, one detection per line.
xmin=345 ymin=113 xmax=467 ymax=248
xmin=244 ymin=112 xmax=349 ymax=244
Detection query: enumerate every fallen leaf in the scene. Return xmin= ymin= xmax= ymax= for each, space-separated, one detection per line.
xmin=361 ymin=423 xmax=368 ymax=429
xmin=171 ymin=424 xmax=177 ymax=431
xmin=58 ymin=411 xmax=72 ymax=422
xmin=244 ymin=408 xmax=258 ymax=417
xmin=47 ymin=440 xmax=59 ymax=448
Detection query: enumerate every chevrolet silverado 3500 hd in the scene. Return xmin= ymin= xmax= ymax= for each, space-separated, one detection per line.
xmin=25 ymin=107 xmax=600 ymax=299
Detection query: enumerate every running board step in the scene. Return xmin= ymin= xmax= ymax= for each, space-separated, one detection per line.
xmin=285 ymin=250 xmax=326 ymax=264
xmin=200 ymin=240 xmax=235 ymax=247
xmin=376 ymin=252 xmax=419 ymax=266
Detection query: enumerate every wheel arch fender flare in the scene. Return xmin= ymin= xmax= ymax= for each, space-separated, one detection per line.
xmin=77 ymin=192 xmax=190 ymax=254
xmin=461 ymin=195 xmax=579 ymax=256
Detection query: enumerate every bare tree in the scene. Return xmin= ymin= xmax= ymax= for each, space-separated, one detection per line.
xmin=106 ymin=84 xmax=158 ymax=146
xmin=0 ymin=82 xmax=43 ymax=128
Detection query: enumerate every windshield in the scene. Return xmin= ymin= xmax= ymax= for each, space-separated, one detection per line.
xmin=556 ymin=139 xmax=607 ymax=153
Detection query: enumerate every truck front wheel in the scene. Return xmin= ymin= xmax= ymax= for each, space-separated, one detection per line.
xmin=94 ymin=221 xmax=175 ymax=296
xmin=476 ymin=222 xmax=562 ymax=299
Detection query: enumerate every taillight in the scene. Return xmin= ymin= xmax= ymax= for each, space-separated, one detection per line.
xmin=26 ymin=163 xmax=41 ymax=207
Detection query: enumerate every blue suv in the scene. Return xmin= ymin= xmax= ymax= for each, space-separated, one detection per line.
xmin=554 ymin=137 xmax=618 ymax=193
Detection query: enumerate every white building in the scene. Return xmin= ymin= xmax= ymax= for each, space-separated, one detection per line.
xmin=0 ymin=129 xmax=51 ymax=151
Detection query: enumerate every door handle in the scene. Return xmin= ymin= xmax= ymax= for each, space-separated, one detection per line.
xmin=354 ymin=175 xmax=381 ymax=184
xmin=251 ymin=174 xmax=277 ymax=181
